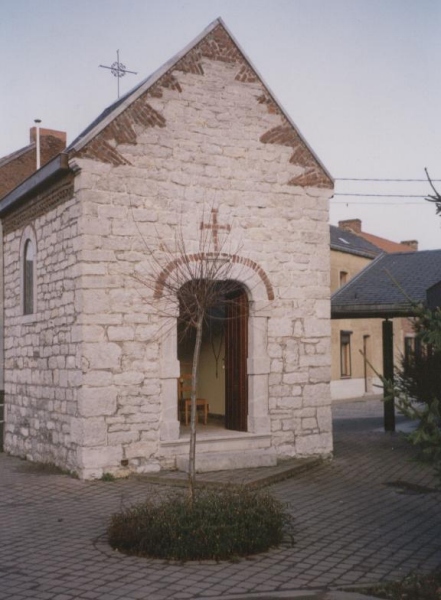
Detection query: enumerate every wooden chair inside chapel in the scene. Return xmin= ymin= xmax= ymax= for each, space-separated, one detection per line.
xmin=178 ymin=373 xmax=209 ymax=426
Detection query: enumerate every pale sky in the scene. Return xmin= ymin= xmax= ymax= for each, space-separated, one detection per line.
xmin=1 ymin=0 xmax=441 ymax=249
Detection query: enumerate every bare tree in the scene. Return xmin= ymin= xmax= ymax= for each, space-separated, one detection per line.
xmin=132 ymin=209 xmax=252 ymax=501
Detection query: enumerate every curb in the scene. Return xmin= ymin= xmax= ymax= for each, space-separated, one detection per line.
xmin=196 ymin=590 xmax=381 ymax=600
xmin=136 ymin=457 xmax=323 ymax=489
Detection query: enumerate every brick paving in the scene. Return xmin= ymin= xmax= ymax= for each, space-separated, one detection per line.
xmin=1 ymin=397 xmax=440 ymax=600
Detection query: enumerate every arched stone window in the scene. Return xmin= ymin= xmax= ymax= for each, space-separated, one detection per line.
xmin=23 ymin=240 xmax=35 ymax=315
xmin=20 ymin=226 xmax=37 ymax=317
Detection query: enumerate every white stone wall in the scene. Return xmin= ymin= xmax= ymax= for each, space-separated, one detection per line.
xmin=72 ymin=162 xmax=164 ymax=478
xmin=2 ymin=50 xmax=332 ymax=478
xmin=3 ymin=194 xmax=82 ymax=470
xmin=72 ymin=56 xmax=333 ymax=476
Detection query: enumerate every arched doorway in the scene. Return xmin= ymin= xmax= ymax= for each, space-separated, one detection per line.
xmin=177 ymin=281 xmax=249 ymax=432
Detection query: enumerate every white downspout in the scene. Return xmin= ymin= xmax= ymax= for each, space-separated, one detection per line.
xmin=34 ymin=118 xmax=41 ymax=170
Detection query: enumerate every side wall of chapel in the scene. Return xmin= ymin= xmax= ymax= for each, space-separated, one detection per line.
xmin=2 ymin=177 xmax=83 ymax=470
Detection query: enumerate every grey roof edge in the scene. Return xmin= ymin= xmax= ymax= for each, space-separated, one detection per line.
xmin=68 ymin=18 xmax=223 ymax=153
xmin=217 ymin=18 xmax=334 ymax=184
xmin=331 ymin=303 xmax=417 ymax=319
xmin=330 ymin=225 xmax=383 ymax=258
xmin=330 ymin=243 xmax=378 ymax=260
xmin=0 ymin=153 xmax=70 ymax=217
xmin=68 ymin=17 xmax=334 ymax=184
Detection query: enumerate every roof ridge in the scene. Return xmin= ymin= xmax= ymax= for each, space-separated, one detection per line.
xmin=67 ymin=18 xmax=223 ymax=152
xmin=361 ymin=230 xmax=411 ymax=244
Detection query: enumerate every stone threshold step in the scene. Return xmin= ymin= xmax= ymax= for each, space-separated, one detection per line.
xmin=177 ymin=449 xmax=278 ymax=473
xmin=138 ymin=456 xmax=323 ymax=489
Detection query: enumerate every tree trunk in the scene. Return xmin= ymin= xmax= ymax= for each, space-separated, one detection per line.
xmin=188 ymin=311 xmax=203 ymax=502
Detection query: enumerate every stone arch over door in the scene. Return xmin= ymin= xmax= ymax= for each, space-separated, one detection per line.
xmin=158 ymin=256 xmax=273 ymax=442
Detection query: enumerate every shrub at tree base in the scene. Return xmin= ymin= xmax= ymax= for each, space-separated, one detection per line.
xmin=107 ymin=486 xmax=290 ymax=561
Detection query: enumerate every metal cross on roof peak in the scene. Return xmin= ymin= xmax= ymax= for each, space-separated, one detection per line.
xmin=99 ymin=50 xmax=138 ymax=99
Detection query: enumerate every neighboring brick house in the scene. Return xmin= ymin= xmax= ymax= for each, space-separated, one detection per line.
xmin=0 ymin=128 xmax=66 ymax=200
xmin=332 ymin=249 xmax=441 ymax=404
xmin=0 ymin=19 xmax=334 ymax=479
xmin=331 ymin=219 xmax=417 ymax=400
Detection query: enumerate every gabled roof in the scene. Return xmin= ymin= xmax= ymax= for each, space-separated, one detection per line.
xmin=331 ymin=249 xmax=441 ymax=319
xmin=68 ymin=18 xmax=302 ymax=151
xmin=0 ymin=18 xmax=333 ymax=218
xmin=330 ymin=225 xmax=382 ymax=259
xmin=337 ymin=219 xmax=415 ymax=254
xmin=67 ymin=17 xmax=332 ymax=185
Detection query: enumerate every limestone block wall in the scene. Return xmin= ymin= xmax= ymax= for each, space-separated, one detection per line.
xmin=72 ymin=43 xmax=333 ymax=475
xmin=3 ymin=178 xmax=82 ymax=470
xmin=73 ymin=161 xmax=163 ymax=478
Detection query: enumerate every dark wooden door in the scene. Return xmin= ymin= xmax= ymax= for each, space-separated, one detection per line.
xmin=225 ymin=287 xmax=248 ymax=431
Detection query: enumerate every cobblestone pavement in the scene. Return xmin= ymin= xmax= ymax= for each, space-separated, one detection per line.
xmin=1 ymin=397 xmax=440 ymax=600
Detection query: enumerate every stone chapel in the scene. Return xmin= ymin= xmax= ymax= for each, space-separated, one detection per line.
xmin=0 ymin=18 xmax=334 ymax=479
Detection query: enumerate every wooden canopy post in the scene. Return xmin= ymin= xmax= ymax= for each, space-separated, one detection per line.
xmin=382 ymin=319 xmax=395 ymax=432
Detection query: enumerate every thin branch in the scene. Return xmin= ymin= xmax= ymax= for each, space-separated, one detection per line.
xmin=126 ymin=204 xmax=270 ymax=498
xmin=425 ymin=167 xmax=441 ymax=215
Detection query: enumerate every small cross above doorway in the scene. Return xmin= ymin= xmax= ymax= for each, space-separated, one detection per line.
xmin=200 ymin=209 xmax=231 ymax=252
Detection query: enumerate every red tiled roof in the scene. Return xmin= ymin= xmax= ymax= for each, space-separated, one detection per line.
xmin=357 ymin=231 xmax=416 ymax=254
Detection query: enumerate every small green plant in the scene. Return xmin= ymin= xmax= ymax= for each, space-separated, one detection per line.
xmin=100 ymin=472 xmax=116 ymax=482
xmin=107 ymin=486 xmax=291 ymax=561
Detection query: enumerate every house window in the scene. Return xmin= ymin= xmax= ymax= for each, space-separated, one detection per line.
xmin=404 ymin=335 xmax=422 ymax=366
xmin=23 ymin=239 xmax=35 ymax=315
xmin=340 ymin=331 xmax=352 ymax=377
xmin=404 ymin=336 xmax=415 ymax=367
xmin=339 ymin=271 xmax=348 ymax=287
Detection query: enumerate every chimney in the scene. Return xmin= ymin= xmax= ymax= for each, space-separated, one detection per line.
xmin=400 ymin=240 xmax=419 ymax=251
xmin=338 ymin=219 xmax=362 ymax=234
xmin=30 ymin=127 xmax=67 ymax=146
xmin=28 ymin=127 xmax=67 ymax=172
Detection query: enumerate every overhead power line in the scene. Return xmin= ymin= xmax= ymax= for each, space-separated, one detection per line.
xmin=330 ymin=174 xmax=441 ymax=205
xmin=333 ymin=193 xmax=426 ymax=198
xmin=332 ymin=201 xmax=426 ymax=205
xmin=335 ymin=177 xmax=441 ymax=183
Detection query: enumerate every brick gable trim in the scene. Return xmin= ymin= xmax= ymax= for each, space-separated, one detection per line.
xmin=260 ymin=125 xmax=333 ymax=189
xmin=68 ymin=18 xmax=333 ymax=187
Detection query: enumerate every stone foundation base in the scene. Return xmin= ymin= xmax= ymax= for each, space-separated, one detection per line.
xmin=176 ymin=449 xmax=277 ymax=473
